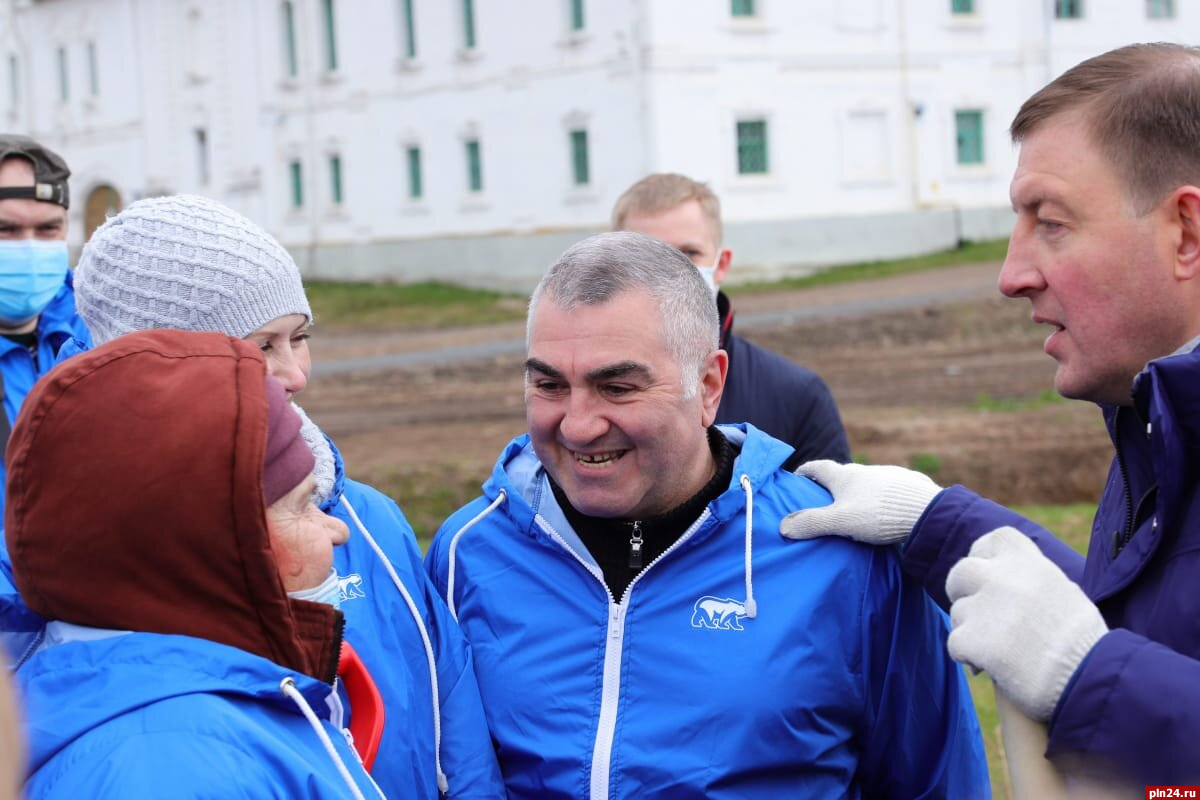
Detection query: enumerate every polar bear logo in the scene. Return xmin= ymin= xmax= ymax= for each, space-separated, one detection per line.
xmin=690 ymin=596 xmax=748 ymax=631
xmin=338 ymin=574 xmax=366 ymax=602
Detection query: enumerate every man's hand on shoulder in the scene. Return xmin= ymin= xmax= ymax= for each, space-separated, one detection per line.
xmin=779 ymin=460 xmax=941 ymax=545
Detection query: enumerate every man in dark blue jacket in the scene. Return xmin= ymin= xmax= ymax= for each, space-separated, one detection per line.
xmin=781 ymin=42 xmax=1200 ymax=787
xmin=0 ymin=135 xmax=90 ymax=512
xmin=613 ymin=173 xmax=849 ymax=469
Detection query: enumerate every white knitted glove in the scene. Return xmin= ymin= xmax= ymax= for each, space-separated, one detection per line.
xmin=946 ymin=526 xmax=1107 ymax=722
xmin=779 ymin=460 xmax=942 ymax=545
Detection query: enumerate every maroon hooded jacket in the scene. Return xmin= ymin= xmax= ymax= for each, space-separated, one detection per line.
xmin=5 ymin=329 xmax=341 ymax=682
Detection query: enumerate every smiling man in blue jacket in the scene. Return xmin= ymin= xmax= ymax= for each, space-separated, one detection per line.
xmin=426 ymin=231 xmax=988 ymax=798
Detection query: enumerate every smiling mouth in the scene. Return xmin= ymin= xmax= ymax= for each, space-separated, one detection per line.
xmin=574 ymin=450 xmax=627 ymax=467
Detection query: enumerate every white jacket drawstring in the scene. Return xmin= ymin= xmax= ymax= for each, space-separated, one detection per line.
xmin=447 ymin=490 xmax=508 ymax=621
xmin=340 ymin=496 xmax=449 ymax=795
xmin=280 ymin=676 xmax=379 ymax=800
xmin=739 ymin=474 xmax=758 ymax=619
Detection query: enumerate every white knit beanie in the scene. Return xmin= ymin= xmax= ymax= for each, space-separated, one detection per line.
xmin=75 ymin=194 xmax=312 ymax=344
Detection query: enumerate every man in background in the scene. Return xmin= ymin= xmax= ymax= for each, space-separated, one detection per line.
xmin=0 ymin=135 xmax=89 ymax=497
xmin=613 ymin=173 xmax=849 ymax=468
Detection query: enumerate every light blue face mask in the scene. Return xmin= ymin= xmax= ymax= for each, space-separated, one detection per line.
xmin=0 ymin=240 xmax=69 ymax=325
xmin=287 ymin=568 xmax=342 ymax=610
xmin=695 ymin=253 xmax=720 ymax=299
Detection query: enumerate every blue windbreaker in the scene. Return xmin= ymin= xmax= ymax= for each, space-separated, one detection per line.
xmin=0 ymin=415 xmax=502 ymax=798
xmin=427 ymin=425 xmax=989 ymax=799
xmin=319 ymin=438 xmax=503 ymax=798
xmin=903 ymin=344 xmax=1200 ymax=784
xmin=18 ymin=626 xmax=383 ymax=799
xmin=0 ymin=273 xmax=90 ymax=517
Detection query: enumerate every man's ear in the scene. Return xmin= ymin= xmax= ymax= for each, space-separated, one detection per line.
xmin=699 ymin=349 xmax=729 ymax=427
xmin=1171 ymin=186 xmax=1200 ymax=281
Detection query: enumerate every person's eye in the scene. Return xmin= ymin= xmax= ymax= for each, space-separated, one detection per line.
xmin=258 ymin=341 xmax=273 ymax=353
xmin=292 ymin=331 xmax=311 ymax=343
xmin=532 ymin=379 xmax=565 ymax=394
xmin=1036 ymin=218 xmax=1064 ymax=235
xmin=601 ymin=384 xmax=635 ymax=398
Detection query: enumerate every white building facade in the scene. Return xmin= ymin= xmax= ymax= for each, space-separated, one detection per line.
xmin=0 ymin=0 xmax=1194 ymax=289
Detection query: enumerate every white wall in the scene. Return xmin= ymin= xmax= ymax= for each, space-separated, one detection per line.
xmin=2 ymin=0 xmax=1197 ymax=289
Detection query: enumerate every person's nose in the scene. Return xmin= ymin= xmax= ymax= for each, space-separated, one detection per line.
xmin=996 ymin=228 xmax=1045 ymax=299
xmin=558 ymin=391 xmax=608 ymax=445
xmin=270 ymin=348 xmax=309 ymax=396
xmin=324 ymin=509 xmax=350 ymax=546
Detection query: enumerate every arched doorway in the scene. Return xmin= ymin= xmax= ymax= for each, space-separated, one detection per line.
xmin=83 ymin=185 xmax=122 ymax=240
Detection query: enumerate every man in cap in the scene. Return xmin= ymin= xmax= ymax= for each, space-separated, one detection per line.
xmin=0 ymin=135 xmax=89 ymax=487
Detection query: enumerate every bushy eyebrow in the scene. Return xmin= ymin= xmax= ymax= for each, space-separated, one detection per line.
xmin=524 ymin=358 xmax=651 ymax=384
xmin=587 ymin=361 xmax=650 ymax=383
xmin=525 ymin=358 xmax=562 ymax=380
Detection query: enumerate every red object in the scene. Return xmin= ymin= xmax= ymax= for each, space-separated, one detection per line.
xmin=338 ymin=641 xmax=386 ymax=771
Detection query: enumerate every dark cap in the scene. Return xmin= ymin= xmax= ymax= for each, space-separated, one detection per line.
xmin=0 ymin=134 xmax=70 ymax=208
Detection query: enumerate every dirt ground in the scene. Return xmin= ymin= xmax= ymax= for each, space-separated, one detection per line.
xmin=301 ymin=262 xmax=1113 ymax=534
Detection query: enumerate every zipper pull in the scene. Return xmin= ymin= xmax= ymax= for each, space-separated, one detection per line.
xmin=628 ymin=521 xmax=644 ymax=570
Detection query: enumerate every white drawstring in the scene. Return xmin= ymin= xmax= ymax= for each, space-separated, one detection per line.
xmin=341 ymin=496 xmax=449 ymax=795
xmin=280 ymin=676 xmax=371 ymax=800
xmin=447 ymin=490 xmax=507 ymax=621
xmin=739 ymin=475 xmax=757 ymax=618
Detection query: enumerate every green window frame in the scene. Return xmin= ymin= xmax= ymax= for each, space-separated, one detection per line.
xmin=1054 ymin=0 xmax=1082 ymax=18
xmin=406 ymin=146 xmax=423 ymax=199
xmin=289 ymin=160 xmax=304 ymax=209
xmin=7 ymin=54 xmax=17 ymax=112
xmin=322 ymin=0 xmax=338 ymax=71
xmin=570 ymin=129 xmax=589 ymax=186
xmin=401 ymin=0 xmax=417 ymax=58
xmin=462 ymin=0 xmax=477 ymax=49
xmin=731 ymin=0 xmax=755 ymax=17
xmin=570 ymin=0 xmax=585 ymax=31
xmin=329 ymin=154 xmax=343 ymax=205
xmin=465 ymin=139 xmax=483 ymax=192
xmin=281 ymin=2 xmax=298 ymax=77
xmin=951 ymin=0 xmax=974 ymax=13
xmin=195 ymin=128 xmax=210 ymax=186
xmin=1147 ymin=0 xmax=1175 ymax=18
xmin=56 ymin=46 xmax=68 ymax=102
xmin=87 ymin=40 xmax=99 ymax=96
xmin=736 ymin=120 xmax=768 ymax=175
xmin=955 ymin=110 xmax=984 ymax=165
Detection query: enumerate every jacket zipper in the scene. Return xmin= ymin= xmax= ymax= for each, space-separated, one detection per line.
xmin=536 ymin=511 xmax=714 ymax=798
xmin=628 ymin=520 xmax=644 ymax=570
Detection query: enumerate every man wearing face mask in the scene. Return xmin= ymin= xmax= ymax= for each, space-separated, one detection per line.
xmin=613 ymin=173 xmax=849 ymax=469
xmin=0 ymin=136 xmax=90 ymax=498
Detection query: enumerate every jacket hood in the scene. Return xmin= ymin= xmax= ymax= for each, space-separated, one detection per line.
xmin=5 ymin=329 xmax=341 ymax=682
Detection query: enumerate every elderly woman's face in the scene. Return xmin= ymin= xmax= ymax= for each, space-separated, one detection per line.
xmin=245 ymin=314 xmax=312 ymax=399
xmin=265 ymin=475 xmax=349 ymax=592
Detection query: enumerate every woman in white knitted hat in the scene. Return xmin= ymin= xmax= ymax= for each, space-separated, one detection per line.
xmin=53 ymin=194 xmax=503 ymax=798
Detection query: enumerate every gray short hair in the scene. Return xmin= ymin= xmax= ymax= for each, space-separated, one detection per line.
xmin=528 ymin=231 xmax=719 ymax=398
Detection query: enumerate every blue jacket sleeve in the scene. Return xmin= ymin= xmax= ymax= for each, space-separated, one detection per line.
xmin=859 ymin=547 xmax=990 ymax=798
xmin=0 ymin=538 xmax=45 ymax=669
xmin=26 ymin=732 xmax=337 ymax=799
xmin=1047 ymin=628 xmax=1200 ymax=784
xmin=902 ymin=485 xmax=1085 ymax=609
xmin=346 ymin=487 xmax=503 ymax=796
xmin=417 ymin=548 xmax=504 ymax=797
